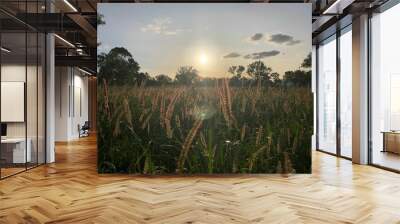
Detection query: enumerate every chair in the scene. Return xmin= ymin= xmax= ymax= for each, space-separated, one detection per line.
xmin=79 ymin=121 xmax=90 ymax=138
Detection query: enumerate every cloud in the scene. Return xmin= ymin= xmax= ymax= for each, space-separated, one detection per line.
xmin=287 ymin=40 xmax=301 ymax=46
xmin=243 ymin=50 xmax=280 ymax=60
xmin=223 ymin=52 xmax=241 ymax=58
xmin=141 ymin=18 xmax=182 ymax=35
xmin=250 ymin=33 xmax=263 ymax=41
xmin=245 ymin=33 xmax=265 ymax=44
xmin=268 ymin=34 xmax=301 ymax=45
xmin=245 ymin=33 xmax=300 ymax=46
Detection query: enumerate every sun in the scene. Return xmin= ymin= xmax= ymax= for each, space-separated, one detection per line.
xmin=199 ymin=53 xmax=208 ymax=65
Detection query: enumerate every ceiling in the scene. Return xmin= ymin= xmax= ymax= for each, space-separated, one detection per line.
xmin=0 ymin=0 xmax=97 ymax=73
xmin=0 ymin=0 xmax=390 ymax=74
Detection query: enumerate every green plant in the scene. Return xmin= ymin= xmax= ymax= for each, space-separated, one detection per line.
xmin=98 ymin=80 xmax=313 ymax=174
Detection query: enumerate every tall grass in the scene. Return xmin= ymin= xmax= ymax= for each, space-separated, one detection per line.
xmin=98 ymin=80 xmax=312 ymax=174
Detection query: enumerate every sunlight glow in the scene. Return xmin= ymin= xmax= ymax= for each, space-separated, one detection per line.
xmin=199 ymin=53 xmax=208 ymax=65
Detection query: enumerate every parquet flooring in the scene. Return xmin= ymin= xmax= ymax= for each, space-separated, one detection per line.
xmin=1 ymin=135 xmax=400 ymax=223
xmin=1 ymin=167 xmax=26 ymax=178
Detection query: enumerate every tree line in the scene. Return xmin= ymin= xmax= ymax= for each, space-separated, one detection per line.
xmin=98 ymin=47 xmax=311 ymax=88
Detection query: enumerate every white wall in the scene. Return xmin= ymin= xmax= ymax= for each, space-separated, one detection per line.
xmin=1 ymin=65 xmax=26 ymax=139
xmin=46 ymin=4 xmax=56 ymax=164
xmin=71 ymin=73 xmax=89 ymax=138
xmin=1 ymin=63 xmax=46 ymax=164
xmin=352 ymin=14 xmax=369 ymax=164
xmin=1 ymin=65 xmax=40 ymax=137
xmin=55 ymin=66 xmax=70 ymax=141
xmin=55 ymin=67 xmax=89 ymax=141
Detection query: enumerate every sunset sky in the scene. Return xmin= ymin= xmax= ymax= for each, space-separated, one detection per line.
xmin=98 ymin=3 xmax=311 ymax=78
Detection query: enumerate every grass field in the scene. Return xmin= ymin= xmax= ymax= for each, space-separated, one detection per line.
xmin=98 ymin=79 xmax=313 ymax=174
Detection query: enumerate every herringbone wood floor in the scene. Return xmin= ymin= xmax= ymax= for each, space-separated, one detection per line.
xmin=1 ymin=136 xmax=400 ymax=224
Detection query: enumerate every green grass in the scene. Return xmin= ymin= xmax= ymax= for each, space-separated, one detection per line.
xmin=97 ymin=80 xmax=313 ymax=174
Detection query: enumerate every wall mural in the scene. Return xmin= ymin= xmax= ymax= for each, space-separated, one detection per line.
xmin=97 ymin=3 xmax=313 ymax=174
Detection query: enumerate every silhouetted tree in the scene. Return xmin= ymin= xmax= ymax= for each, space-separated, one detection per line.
xmin=155 ymin=74 xmax=172 ymax=85
xmin=98 ymin=47 xmax=141 ymax=85
xmin=301 ymin=53 xmax=311 ymax=69
xmin=228 ymin=65 xmax=246 ymax=86
xmin=97 ymin=14 xmax=106 ymax=46
xmin=270 ymin=72 xmax=281 ymax=86
xmin=228 ymin=65 xmax=245 ymax=79
xmin=282 ymin=54 xmax=312 ymax=87
xmin=97 ymin=13 xmax=106 ymax=26
xmin=246 ymin=61 xmax=272 ymax=85
xmin=137 ymin=72 xmax=153 ymax=85
xmin=283 ymin=70 xmax=311 ymax=87
xmin=175 ymin=66 xmax=199 ymax=85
